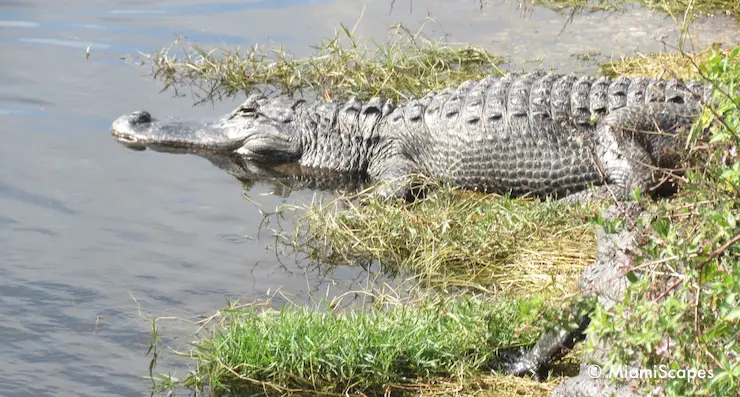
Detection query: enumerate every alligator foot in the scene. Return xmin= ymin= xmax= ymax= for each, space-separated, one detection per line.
xmin=370 ymin=158 xmax=429 ymax=202
xmin=563 ymin=185 xmax=617 ymax=204
xmin=497 ymin=315 xmax=591 ymax=381
xmin=372 ymin=177 xmax=429 ymax=202
xmin=496 ymin=349 xmax=551 ymax=381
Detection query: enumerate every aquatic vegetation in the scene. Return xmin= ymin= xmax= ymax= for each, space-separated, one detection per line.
xmin=140 ymin=20 xmax=504 ymax=105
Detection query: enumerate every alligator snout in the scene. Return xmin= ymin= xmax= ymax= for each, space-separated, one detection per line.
xmin=111 ymin=111 xmax=154 ymax=149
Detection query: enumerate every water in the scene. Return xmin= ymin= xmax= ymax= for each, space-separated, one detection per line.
xmin=0 ymin=1 xmax=736 ymax=395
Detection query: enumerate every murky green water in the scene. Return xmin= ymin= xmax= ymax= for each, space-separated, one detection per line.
xmin=0 ymin=1 xmax=736 ymax=395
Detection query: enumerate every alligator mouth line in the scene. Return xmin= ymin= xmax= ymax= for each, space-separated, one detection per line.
xmin=111 ymin=130 xmax=137 ymax=143
xmin=111 ymin=127 xmax=148 ymax=150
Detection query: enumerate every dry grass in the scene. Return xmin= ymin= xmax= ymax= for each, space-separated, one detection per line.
xmin=523 ymin=0 xmax=740 ymax=18
xmin=601 ymin=45 xmax=735 ymax=80
xmin=282 ymin=180 xmax=605 ymax=298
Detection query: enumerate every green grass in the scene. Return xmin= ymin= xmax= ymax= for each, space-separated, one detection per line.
xmin=152 ymin=295 xmax=565 ymax=396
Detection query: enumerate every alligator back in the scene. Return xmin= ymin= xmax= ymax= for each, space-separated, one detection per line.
xmin=380 ymin=72 xmax=706 ymax=197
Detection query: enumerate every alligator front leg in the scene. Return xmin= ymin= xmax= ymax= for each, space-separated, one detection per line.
xmin=570 ymin=102 xmax=700 ymax=202
xmin=369 ymin=157 xmax=425 ymax=201
xmin=363 ymin=133 xmax=428 ymax=201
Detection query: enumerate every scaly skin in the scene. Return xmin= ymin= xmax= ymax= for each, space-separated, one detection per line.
xmin=111 ymin=72 xmax=708 ymax=199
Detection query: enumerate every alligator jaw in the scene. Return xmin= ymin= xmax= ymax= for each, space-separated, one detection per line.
xmin=111 ymin=131 xmax=148 ymax=151
xmin=112 ymin=132 xmax=140 ymax=145
xmin=110 ymin=111 xmax=248 ymax=153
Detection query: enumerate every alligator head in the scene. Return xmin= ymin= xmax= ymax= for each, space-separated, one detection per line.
xmin=111 ymin=95 xmax=303 ymax=164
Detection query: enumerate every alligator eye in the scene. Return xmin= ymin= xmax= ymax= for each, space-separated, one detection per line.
xmin=240 ymin=108 xmax=260 ymax=118
xmin=228 ymin=106 xmax=260 ymax=120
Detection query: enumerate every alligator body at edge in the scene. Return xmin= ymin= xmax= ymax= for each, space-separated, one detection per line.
xmin=111 ymin=72 xmax=709 ymax=200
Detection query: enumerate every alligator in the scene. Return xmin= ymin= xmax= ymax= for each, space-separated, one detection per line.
xmin=111 ymin=72 xmax=709 ymax=200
